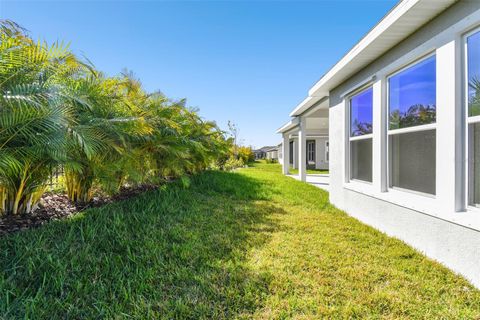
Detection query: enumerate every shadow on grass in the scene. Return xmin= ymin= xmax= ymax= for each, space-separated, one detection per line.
xmin=0 ymin=170 xmax=284 ymax=319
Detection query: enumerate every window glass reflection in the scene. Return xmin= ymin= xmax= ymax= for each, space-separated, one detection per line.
xmin=389 ymin=56 xmax=436 ymax=130
xmin=350 ymin=88 xmax=373 ymax=137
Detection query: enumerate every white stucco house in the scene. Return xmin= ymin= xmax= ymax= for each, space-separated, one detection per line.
xmin=253 ymin=146 xmax=274 ymax=160
xmin=265 ymin=145 xmax=280 ymax=161
xmin=277 ymin=112 xmax=329 ymax=176
xmin=278 ymin=0 xmax=480 ymax=288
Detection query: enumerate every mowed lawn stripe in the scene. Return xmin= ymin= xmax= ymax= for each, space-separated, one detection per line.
xmin=0 ymin=163 xmax=479 ymax=319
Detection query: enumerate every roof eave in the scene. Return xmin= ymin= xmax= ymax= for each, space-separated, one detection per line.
xmin=289 ymin=93 xmax=329 ymax=117
xmin=289 ymin=0 xmax=456 ymax=117
xmin=276 ymin=118 xmax=300 ymax=134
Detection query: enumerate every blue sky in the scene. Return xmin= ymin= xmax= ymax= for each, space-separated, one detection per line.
xmin=1 ymin=0 xmax=397 ymax=148
xmin=389 ymin=55 xmax=436 ymax=118
xmin=350 ymin=87 xmax=373 ymax=137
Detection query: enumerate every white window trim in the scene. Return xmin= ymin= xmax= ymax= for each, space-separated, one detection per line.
xmin=467 ymin=115 xmax=480 ymax=124
xmin=307 ymin=140 xmax=315 ymax=163
xmin=386 ymin=53 xmax=437 ymax=197
xmin=350 ymin=133 xmax=373 ymax=141
xmin=464 ymin=26 xmax=480 ymax=213
xmin=347 ymin=86 xmax=374 ymax=185
xmin=387 ymin=123 xmax=436 ymax=136
xmin=339 ymin=9 xmax=480 ymax=231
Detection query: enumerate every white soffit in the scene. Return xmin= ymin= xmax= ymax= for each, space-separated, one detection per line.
xmin=306 ymin=117 xmax=329 ymax=130
xmin=290 ymin=0 xmax=456 ymax=117
xmin=276 ymin=118 xmax=299 ymax=134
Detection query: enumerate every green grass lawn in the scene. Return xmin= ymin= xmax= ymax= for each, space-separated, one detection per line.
xmin=288 ymin=167 xmax=329 ymax=175
xmin=1 ymin=163 xmax=479 ymax=318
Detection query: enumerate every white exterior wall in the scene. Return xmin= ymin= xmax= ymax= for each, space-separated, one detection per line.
xmin=329 ymin=1 xmax=480 ymax=288
xmin=291 ymin=136 xmax=329 ymax=170
xmin=314 ymin=137 xmax=329 ymax=170
xmin=331 ymin=102 xmax=480 ymax=288
xmin=266 ymin=150 xmax=278 ymax=160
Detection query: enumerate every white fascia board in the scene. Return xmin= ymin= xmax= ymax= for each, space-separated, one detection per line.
xmin=308 ymin=0 xmax=420 ymax=97
xmin=304 ymin=0 xmax=455 ymax=99
xmin=289 ymin=95 xmax=318 ymax=117
xmin=290 ymin=94 xmax=329 ymax=117
xmin=276 ymin=118 xmax=300 ymax=134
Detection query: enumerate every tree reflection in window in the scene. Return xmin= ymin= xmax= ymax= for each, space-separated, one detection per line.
xmin=350 ymin=87 xmax=373 ymax=137
xmin=351 ymin=119 xmax=373 ymax=136
xmin=389 ymin=55 xmax=436 ymax=130
xmin=469 ymin=77 xmax=480 ymax=117
xmin=467 ymin=31 xmax=480 ymax=206
xmin=389 ymin=104 xmax=436 ymax=130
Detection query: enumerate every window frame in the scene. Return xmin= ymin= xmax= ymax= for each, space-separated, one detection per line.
xmin=325 ymin=141 xmax=329 ymax=163
xmin=386 ymin=53 xmax=437 ymax=197
xmin=464 ymin=26 xmax=480 ymax=211
xmin=347 ymin=85 xmax=374 ymax=184
xmin=307 ymin=140 xmax=315 ymax=164
xmin=289 ymin=141 xmax=294 ymax=165
xmin=340 ymin=14 xmax=480 ymax=231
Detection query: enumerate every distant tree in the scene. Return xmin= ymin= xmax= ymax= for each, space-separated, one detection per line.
xmin=237 ymin=146 xmax=255 ymax=163
xmin=227 ymin=121 xmax=239 ymax=157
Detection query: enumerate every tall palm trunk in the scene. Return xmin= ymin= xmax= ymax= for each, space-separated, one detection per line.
xmin=65 ymin=168 xmax=94 ymax=204
xmin=0 ymin=163 xmax=48 ymax=215
xmin=11 ymin=167 xmax=28 ymax=215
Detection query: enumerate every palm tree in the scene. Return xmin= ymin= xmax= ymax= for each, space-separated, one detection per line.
xmin=0 ymin=20 xmax=74 ymax=214
xmin=0 ymin=19 xmax=230 ymax=215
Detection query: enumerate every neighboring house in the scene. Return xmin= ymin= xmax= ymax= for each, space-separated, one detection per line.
xmin=265 ymin=145 xmax=280 ymax=161
xmin=277 ymin=134 xmax=329 ymax=171
xmin=253 ymin=146 xmax=275 ymax=160
xmin=277 ymin=0 xmax=480 ymax=288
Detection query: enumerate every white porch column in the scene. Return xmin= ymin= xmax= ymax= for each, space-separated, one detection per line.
xmin=298 ymin=117 xmax=306 ymax=182
xmin=436 ymin=39 xmax=461 ymax=212
xmin=282 ymin=134 xmax=290 ymax=175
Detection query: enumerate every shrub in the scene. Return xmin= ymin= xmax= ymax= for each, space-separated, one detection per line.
xmin=0 ymin=20 xmax=230 ymax=215
xmin=237 ymin=146 xmax=255 ymax=163
xmin=224 ymin=157 xmax=245 ymax=171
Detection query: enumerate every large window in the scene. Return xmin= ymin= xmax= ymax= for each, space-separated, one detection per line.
xmin=307 ymin=140 xmax=315 ymax=163
xmin=349 ymin=87 xmax=373 ymax=182
xmin=388 ymin=55 xmax=436 ymax=195
xmin=289 ymin=141 xmax=294 ymax=165
xmin=466 ymin=30 xmax=480 ymax=207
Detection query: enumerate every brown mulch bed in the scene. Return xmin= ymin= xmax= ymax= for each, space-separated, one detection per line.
xmin=0 ymin=184 xmax=158 ymax=237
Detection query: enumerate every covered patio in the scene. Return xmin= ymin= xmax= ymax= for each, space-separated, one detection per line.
xmin=277 ymin=97 xmax=329 ymax=183
xmin=287 ymin=173 xmax=329 ymax=191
